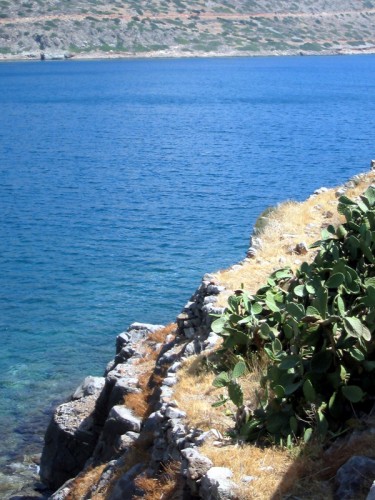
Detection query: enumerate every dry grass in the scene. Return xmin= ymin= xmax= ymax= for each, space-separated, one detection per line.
xmin=173 ymin=354 xmax=299 ymax=499
xmin=214 ymin=170 xmax=375 ymax=305
xmin=124 ymin=324 xmax=178 ymax=418
xmin=65 ymin=464 xmax=107 ymax=500
xmin=276 ymin=429 xmax=375 ymax=499
xmin=173 ymin=355 xmax=234 ymax=433
xmin=133 ymin=461 xmax=182 ymax=500
xmin=195 ymin=417 xmax=375 ymax=500
xmin=147 ymin=323 xmax=177 ymax=343
xmin=200 ymin=442 xmax=297 ymax=500
xmin=173 ymin=170 xmax=375 ymax=500
xmin=133 ymin=324 xmax=177 ymax=368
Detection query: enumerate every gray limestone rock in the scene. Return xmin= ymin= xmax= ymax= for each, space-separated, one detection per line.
xmin=105 ymin=406 xmax=141 ymax=434
xmin=183 ymin=339 xmax=201 ymax=357
xmin=114 ymin=431 xmax=139 ymax=453
xmin=165 ymin=406 xmax=186 ymax=419
xmin=142 ymin=410 xmax=165 ymax=433
xmin=40 ymin=395 xmax=99 ymax=490
xmin=200 ymin=467 xmax=239 ymax=500
xmin=72 ymin=376 xmax=105 ymax=400
xmin=163 ymin=376 xmax=178 ymax=387
xmin=181 ymin=448 xmax=213 ymax=481
xmin=203 ymin=332 xmax=221 ymax=350
xmin=93 ymin=407 xmax=141 ymax=462
xmin=108 ymin=377 xmax=139 ymax=407
xmin=335 ymin=456 xmax=375 ymax=500
xmin=108 ymin=463 xmax=145 ymax=500
xmin=115 ymin=332 xmax=131 ymax=353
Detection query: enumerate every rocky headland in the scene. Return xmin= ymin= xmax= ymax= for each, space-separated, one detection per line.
xmin=31 ymin=164 xmax=375 ymax=500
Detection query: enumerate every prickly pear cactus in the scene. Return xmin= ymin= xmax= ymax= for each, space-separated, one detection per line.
xmin=212 ymin=186 xmax=375 ymax=445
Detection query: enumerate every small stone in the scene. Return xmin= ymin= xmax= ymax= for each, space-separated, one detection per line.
xmin=242 ymin=475 xmax=258 ymax=483
xmin=207 ymin=284 xmax=225 ymax=294
xmin=165 ymin=407 xmax=186 ymax=419
xmin=213 ymin=440 xmax=224 ymax=447
xmin=336 ymin=188 xmax=346 ymax=197
xmin=200 ymin=467 xmax=238 ymax=500
xmin=159 ymin=386 xmax=173 ymax=400
xmin=167 ymin=362 xmax=182 ymax=374
xmin=259 ymin=465 xmax=274 ymax=472
xmin=184 ymin=327 xmax=196 ymax=339
xmin=163 ymin=376 xmax=177 ymax=387
xmin=203 ymin=295 xmax=217 ymax=305
xmin=295 ymin=242 xmax=308 ymax=255
xmin=181 ymin=448 xmax=213 ymax=481
xmin=114 ymin=432 xmax=138 ymax=453
xmin=105 ymin=406 xmax=141 ymax=434
xmin=203 ymin=332 xmax=221 ymax=350
xmin=72 ymin=376 xmax=105 ymax=400
xmin=314 ymin=187 xmax=328 ymax=195
xmin=247 ymin=247 xmax=257 ymax=258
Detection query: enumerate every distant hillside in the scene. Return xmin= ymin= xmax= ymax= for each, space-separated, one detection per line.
xmin=1 ymin=0 xmax=375 ymax=59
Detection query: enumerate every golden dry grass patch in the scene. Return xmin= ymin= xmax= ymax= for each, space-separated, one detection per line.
xmin=147 ymin=323 xmax=177 ymax=343
xmin=214 ymin=170 xmax=375 ymax=304
xmin=173 ymin=354 xmax=233 ymax=433
xmin=133 ymin=461 xmax=182 ymax=500
xmin=65 ymin=464 xmax=107 ymax=500
xmin=200 ymin=442 xmax=298 ymax=500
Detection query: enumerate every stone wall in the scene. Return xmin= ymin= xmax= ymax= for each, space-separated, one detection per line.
xmin=40 ymin=273 xmax=236 ymax=499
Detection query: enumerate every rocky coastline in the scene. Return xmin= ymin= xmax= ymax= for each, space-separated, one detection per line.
xmin=34 ymin=167 xmax=375 ymax=500
xmin=38 ymin=274 xmax=228 ymax=499
xmin=7 ymin=167 xmax=375 ymax=499
xmin=1 ymin=45 xmax=375 ymax=63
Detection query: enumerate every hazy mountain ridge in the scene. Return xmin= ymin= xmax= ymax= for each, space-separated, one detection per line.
xmin=1 ymin=0 xmax=375 ymax=60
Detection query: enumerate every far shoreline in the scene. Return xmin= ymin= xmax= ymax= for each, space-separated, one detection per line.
xmin=1 ymin=45 xmax=375 ymax=63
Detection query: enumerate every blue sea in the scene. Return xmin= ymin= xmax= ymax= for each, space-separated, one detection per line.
xmin=1 ymin=55 xmax=375 ymax=495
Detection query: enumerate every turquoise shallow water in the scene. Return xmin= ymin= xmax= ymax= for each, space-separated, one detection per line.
xmin=1 ymin=55 xmax=375 ymax=494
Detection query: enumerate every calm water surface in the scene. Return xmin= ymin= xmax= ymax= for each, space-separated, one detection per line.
xmin=1 ymin=55 xmax=375 ymax=495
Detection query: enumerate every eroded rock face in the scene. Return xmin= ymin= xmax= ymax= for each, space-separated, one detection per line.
xmin=40 ymin=323 xmax=164 ymax=492
xmin=39 ymin=394 xmax=100 ymax=490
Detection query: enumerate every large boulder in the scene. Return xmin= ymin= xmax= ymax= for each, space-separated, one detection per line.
xmin=40 ymin=394 xmax=100 ymax=490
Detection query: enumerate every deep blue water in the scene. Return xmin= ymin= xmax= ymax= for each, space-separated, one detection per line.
xmin=1 ymin=55 xmax=375 ymax=492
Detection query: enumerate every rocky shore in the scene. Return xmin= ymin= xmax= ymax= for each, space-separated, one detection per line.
xmin=4 ymin=166 xmax=374 ymax=499
xmin=38 ymin=274 xmax=229 ymax=498
xmin=35 ymin=164 xmax=375 ymax=500
xmin=1 ymin=45 xmax=375 ymax=63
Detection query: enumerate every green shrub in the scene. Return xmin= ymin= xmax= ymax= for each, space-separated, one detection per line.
xmin=213 ymin=186 xmax=375 ymax=445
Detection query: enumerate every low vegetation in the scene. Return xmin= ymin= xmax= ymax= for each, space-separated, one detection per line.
xmin=174 ymin=169 xmax=375 ymax=498
xmin=0 ymin=0 xmax=375 ymax=58
xmin=54 ymin=172 xmax=375 ymax=499
xmin=213 ymin=185 xmax=375 ymax=444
